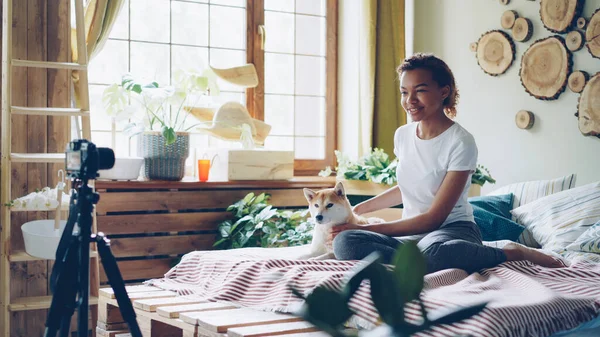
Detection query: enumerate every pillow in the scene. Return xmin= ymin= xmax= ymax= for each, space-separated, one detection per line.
xmin=511 ymin=181 xmax=600 ymax=251
xmin=487 ymin=174 xmax=577 ymax=247
xmin=468 ymin=194 xmax=525 ymax=241
xmin=472 ymin=206 xmax=525 ymax=241
xmin=488 ymin=174 xmax=577 ymax=209
xmin=566 ymin=221 xmax=600 ymax=253
xmin=469 ymin=193 xmax=513 ymax=218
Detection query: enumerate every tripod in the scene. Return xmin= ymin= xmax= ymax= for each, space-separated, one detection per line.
xmin=44 ymin=178 xmax=142 ymax=337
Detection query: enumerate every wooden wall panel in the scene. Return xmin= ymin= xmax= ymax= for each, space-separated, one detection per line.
xmin=97 ymin=212 xmax=232 ymax=235
xmin=99 ymin=258 xmax=177 ymax=284
xmin=26 ymin=1 xmax=48 ymax=335
xmin=96 ymin=188 xmax=310 ymax=214
xmin=109 ymin=235 xmax=216 ymax=258
xmin=95 ymin=180 xmax=336 ymax=285
xmin=10 ymin=0 xmax=29 ymax=335
xmin=2 ymin=0 xmax=71 ymax=335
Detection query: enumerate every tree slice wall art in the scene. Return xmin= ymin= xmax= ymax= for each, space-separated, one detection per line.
xmin=577 ymin=17 xmax=587 ymax=30
xmin=519 ymin=36 xmax=572 ymax=100
xmin=568 ymin=70 xmax=589 ymax=93
xmin=476 ymin=30 xmax=516 ymax=76
xmin=539 ymin=0 xmax=584 ymax=33
xmin=586 ymin=8 xmax=600 ymax=59
xmin=513 ymin=17 xmax=534 ymax=42
xmin=515 ymin=110 xmax=535 ymax=129
xmin=502 ymin=10 xmax=519 ymax=29
xmin=576 ymin=72 xmax=600 ymax=138
xmin=566 ymin=30 xmax=585 ymax=51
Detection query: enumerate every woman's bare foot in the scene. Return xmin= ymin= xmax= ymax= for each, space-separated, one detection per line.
xmin=502 ymin=242 xmax=564 ymax=268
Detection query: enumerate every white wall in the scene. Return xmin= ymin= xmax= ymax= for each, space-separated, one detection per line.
xmin=337 ymin=0 xmax=362 ymax=160
xmin=413 ymin=0 xmax=600 ymax=194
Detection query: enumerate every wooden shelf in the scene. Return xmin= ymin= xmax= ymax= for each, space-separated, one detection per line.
xmin=11 ymin=106 xmax=90 ymax=117
xmin=9 ymin=295 xmax=98 ymax=312
xmin=10 ymin=153 xmax=65 ymax=163
xmin=9 ymin=250 xmax=98 ymax=262
xmin=95 ymin=176 xmax=337 ymax=191
xmin=11 ymin=59 xmax=87 ymax=70
xmin=9 ymin=204 xmax=70 ymax=212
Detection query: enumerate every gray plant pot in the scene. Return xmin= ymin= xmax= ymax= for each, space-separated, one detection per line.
xmin=137 ymin=131 xmax=190 ymax=181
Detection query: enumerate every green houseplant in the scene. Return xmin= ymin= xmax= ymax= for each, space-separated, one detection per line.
xmin=291 ymin=242 xmax=487 ymax=337
xmin=319 ymin=149 xmax=398 ymax=186
xmin=471 ymin=164 xmax=496 ymax=186
xmin=320 ymin=150 xmax=496 ymax=190
xmin=214 ymin=192 xmax=314 ymax=249
xmin=102 ymin=69 xmax=219 ymax=180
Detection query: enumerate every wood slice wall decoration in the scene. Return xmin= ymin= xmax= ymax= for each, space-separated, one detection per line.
xmin=476 ymin=30 xmax=516 ymax=76
xmin=577 ymin=17 xmax=587 ymax=30
xmin=540 ymin=0 xmax=584 ymax=33
xmin=586 ymin=9 xmax=600 ymax=59
xmin=566 ymin=30 xmax=585 ymax=51
xmin=502 ymin=10 xmax=518 ymax=29
xmin=576 ymin=72 xmax=600 ymax=138
xmin=513 ymin=17 xmax=534 ymax=42
xmin=520 ymin=36 xmax=572 ymax=100
xmin=516 ymin=110 xmax=535 ymax=129
xmin=568 ymin=70 xmax=589 ymax=93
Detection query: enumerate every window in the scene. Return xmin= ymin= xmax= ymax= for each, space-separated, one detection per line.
xmin=88 ymin=0 xmax=337 ymax=176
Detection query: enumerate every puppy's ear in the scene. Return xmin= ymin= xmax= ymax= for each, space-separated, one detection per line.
xmin=334 ymin=181 xmax=345 ymax=197
xmin=303 ymin=188 xmax=316 ymax=202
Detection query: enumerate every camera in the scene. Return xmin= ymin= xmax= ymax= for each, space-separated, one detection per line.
xmin=65 ymin=139 xmax=115 ymax=180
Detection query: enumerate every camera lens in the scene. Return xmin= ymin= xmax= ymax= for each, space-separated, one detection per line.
xmin=97 ymin=147 xmax=116 ymax=170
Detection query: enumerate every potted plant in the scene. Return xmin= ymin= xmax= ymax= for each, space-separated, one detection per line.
xmin=319 ymin=149 xmax=398 ymax=196
xmin=320 ymin=150 xmax=495 ymax=197
xmin=103 ymin=69 xmax=218 ymax=180
xmin=469 ymin=164 xmax=496 ymax=197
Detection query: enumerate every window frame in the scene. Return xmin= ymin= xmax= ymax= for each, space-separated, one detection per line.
xmin=246 ymin=0 xmax=337 ymax=176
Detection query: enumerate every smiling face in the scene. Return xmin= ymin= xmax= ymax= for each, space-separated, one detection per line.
xmin=400 ymin=68 xmax=450 ymax=122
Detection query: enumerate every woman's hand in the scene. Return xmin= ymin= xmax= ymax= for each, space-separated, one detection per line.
xmin=329 ymin=223 xmax=365 ymax=241
xmin=351 ymin=204 xmax=364 ymax=215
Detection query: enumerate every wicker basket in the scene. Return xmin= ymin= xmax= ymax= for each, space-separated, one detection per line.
xmin=138 ymin=131 xmax=190 ymax=181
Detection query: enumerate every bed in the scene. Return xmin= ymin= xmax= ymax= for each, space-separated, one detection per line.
xmin=97 ymin=175 xmax=600 ymax=336
xmin=137 ymin=244 xmax=600 ymax=337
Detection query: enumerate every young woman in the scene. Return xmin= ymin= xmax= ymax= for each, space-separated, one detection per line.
xmin=332 ymin=53 xmax=562 ymax=273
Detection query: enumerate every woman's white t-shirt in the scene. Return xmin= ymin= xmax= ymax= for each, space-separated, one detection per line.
xmin=393 ymin=122 xmax=478 ymax=227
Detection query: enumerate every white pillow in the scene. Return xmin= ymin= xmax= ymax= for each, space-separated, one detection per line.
xmin=487 ymin=174 xmax=577 ymax=248
xmin=566 ymin=221 xmax=600 ymax=253
xmin=488 ymin=174 xmax=577 ymax=209
xmin=511 ymin=181 xmax=600 ymax=251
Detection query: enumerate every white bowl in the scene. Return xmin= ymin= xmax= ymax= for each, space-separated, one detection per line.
xmin=21 ymin=220 xmax=68 ymax=260
xmin=98 ymin=157 xmax=144 ymax=180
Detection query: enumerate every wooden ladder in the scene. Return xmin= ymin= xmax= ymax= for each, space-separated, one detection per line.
xmin=0 ymin=0 xmax=98 ymax=336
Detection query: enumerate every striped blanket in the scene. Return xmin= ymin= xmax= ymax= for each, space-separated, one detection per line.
xmin=146 ymin=246 xmax=600 ymax=337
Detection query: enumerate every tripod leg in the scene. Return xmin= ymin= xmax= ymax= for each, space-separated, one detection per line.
xmin=44 ymin=235 xmax=80 ymax=337
xmin=94 ymin=233 xmax=143 ymax=337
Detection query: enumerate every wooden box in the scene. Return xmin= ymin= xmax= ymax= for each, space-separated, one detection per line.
xmin=205 ymin=149 xmax=294 ymax=181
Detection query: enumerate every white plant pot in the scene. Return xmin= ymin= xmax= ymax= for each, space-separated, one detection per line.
xmin=21 ymin=220 xmax=68 ymax=260
xmin=97 ymin=157 xmax=144 ymax=181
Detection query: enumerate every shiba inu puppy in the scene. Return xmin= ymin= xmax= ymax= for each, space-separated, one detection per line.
xmin=301 ymin=182 xmax=384 ymax=260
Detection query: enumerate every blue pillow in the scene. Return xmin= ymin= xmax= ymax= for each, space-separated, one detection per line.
xmin=468 ymin=193 xmax=513 ymax=219
xmin=468 ymin=194 xmax=525 ymax=242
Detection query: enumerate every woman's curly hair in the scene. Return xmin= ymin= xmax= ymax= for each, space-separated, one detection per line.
xmin=396 ymin=53 xmax=460 ymax=118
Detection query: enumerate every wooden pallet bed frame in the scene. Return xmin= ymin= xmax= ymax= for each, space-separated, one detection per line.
xmin=97 ymin=285 xmax=329 ymax=337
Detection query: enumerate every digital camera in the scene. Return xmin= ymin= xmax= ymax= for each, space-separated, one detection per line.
xmin=65 ymin=139 xmax=115 ymax=180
